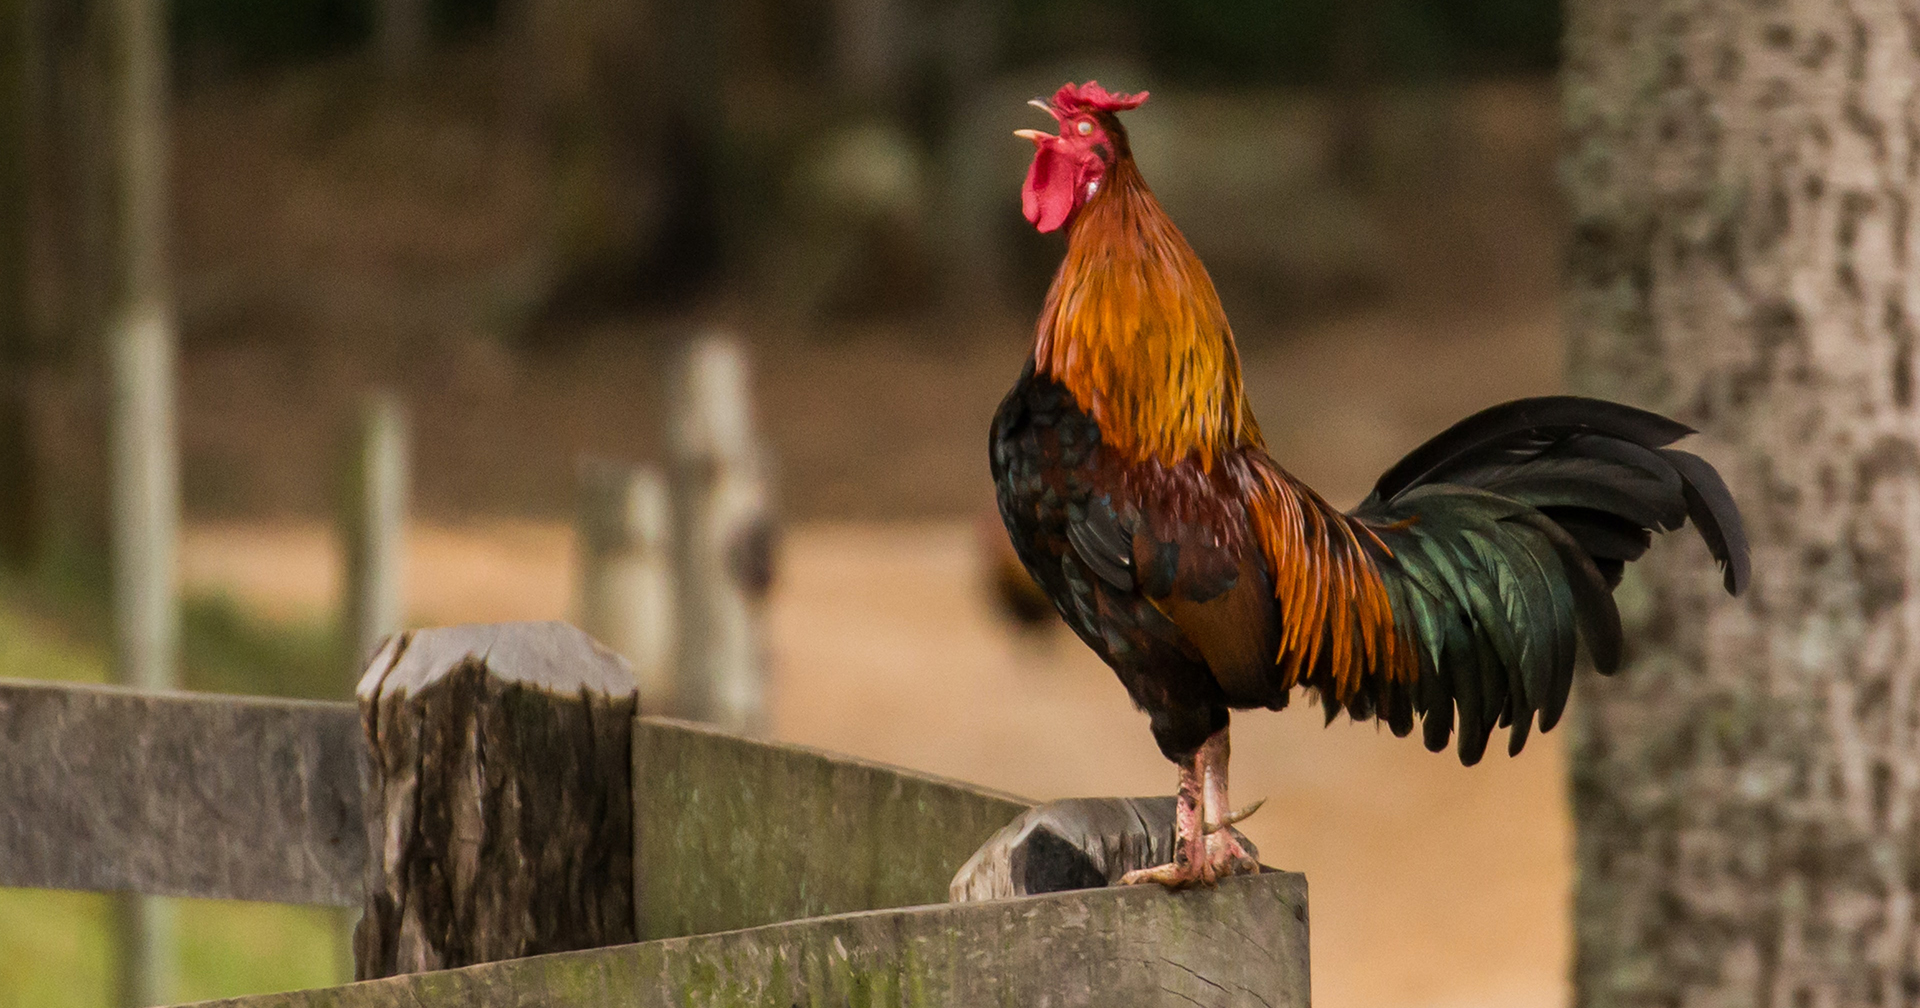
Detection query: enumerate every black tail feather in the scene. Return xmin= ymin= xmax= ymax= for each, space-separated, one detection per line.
xmin=1371 ymin=396 xmax=1696 ymax=502
xmin=1352 ymin=395 xmax=1747 ymax=765
xmin=1659 ymin=447 xmax=1751 ymax=594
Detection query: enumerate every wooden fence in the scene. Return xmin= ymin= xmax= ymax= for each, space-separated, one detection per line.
xmin=0 ymin=621 xmax=1308 ymax=1007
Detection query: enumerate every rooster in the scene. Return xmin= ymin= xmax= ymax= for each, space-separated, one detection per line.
xmin=992 ymin=82 xmax=1749 ymax=887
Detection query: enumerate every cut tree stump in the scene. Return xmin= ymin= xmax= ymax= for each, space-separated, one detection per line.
xmin=948 ymin=795 xmax=1261 ymax=901
xmin=353 ymin=622 xmax=639 ymax=979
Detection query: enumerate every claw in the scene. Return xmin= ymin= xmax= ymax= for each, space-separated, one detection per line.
xmin=1121 ymin=861 xmax=1219 ymax=889
xmin=1203 ymin=797 xmax=1265 ymax=834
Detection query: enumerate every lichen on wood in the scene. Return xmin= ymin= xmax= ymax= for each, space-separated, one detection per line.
xmin=632 ymin=716 xmax=1031 ymax=940
xmin=189 ymin=872 xmax=1310 ymax=1008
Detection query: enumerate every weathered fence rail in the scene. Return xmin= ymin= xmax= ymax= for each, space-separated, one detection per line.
xmin=0 ymin=659 xmax=1031 ymax=919
xmin=188 ymin=874 xmax=1307 ymax=1008
xmin=634 ymin=716 xmax=1031 ymax=939
xmin=0 ymin=621 xmax=1311 ymax=1006
xmin=0 ymin=677 xmax=363 ymax=905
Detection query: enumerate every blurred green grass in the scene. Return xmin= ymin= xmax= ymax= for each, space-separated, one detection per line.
xmin=0 ymin=582 xmax=350 ymax=1005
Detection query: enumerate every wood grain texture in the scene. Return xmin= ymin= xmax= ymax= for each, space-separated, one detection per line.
xmin=633 ymin=716 xmax=1031 ymax=940
xmin=354 ymin=622 xmax=638 ymax=978
xmin=948 ymin=795 xmax=1259 ymax=901
xmin=0 ymin=677 xmax=364 ymax=905
xmin=186 ymin=871 xmax=1310 ymax=1008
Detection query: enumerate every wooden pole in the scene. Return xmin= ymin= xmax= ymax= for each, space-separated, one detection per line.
xmin=667 ymin=333 xmax=773 ymax=733
xmin=335 ymin=391 xmax=407 ymax=983
xmin=353 ymin=622 xmax=638 ymax=978
xmin=102 ymin=0 xmax=174 ymax=998
xmin=340 ymin=392 xmax=408 ymax=679
xmin=574 ymin=458 xmax=674 ymax=713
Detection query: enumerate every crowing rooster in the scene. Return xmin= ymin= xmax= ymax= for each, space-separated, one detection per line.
xmin=991 ymin=83 xmax=1749 ymax=887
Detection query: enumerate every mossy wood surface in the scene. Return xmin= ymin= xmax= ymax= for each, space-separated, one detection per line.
xmin=354 ymin=622 xmax=639 ymax=978
xmin=0 ymin=677 xmax=364 ymax=905
xmin=633 ymin=718 xmax=1031 ymax=940
xmin=184 ymin=871 xmax=1309 ymax=1008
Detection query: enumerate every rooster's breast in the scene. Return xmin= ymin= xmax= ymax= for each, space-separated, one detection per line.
xmin=989 ymin=363 xmax=1229 ymax=725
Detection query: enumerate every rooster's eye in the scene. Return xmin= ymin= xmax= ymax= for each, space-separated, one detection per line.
xmin=1076 ymin=120 xmax=1094 ymax=136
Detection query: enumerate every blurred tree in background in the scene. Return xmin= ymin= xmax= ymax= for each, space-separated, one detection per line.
xmin=1565 ymin=0 xmax=1920 ymax=1003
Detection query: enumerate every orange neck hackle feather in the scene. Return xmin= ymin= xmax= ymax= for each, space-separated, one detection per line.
xmin=1033 ymin=156 xmax=1260 ymax=469
xmin=1032 ymin=144 xmax=1415 ymax=702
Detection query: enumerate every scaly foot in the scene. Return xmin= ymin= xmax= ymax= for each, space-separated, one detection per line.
xmin=1118 ymin=845 xmax=1260 ymax=887
xmin=1119 ymin=729 xmax=1263 ymax=888
xmin=1120 ymin=809 xmax=1262 ymax=888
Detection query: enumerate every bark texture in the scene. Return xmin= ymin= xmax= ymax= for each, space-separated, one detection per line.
xmin=1564 ymin=1 xmax=1920 ymax=1004
xmin=354 ymin=622 xmax=638 ymax=979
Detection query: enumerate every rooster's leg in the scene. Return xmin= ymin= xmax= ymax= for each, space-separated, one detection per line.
xmin=1120 ymin=727 xmax=1261 ymax=887
xmin=1198 ymin=728 xmax=1261 ymax=876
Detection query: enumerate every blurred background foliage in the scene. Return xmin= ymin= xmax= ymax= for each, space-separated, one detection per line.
xmin=169 ymin=0 xmax=1558 ymax=82
xmin=1 ymin=0 xmax=1570 ymax=999
xmin=16 ymin=0 xmax=1568 ymax=532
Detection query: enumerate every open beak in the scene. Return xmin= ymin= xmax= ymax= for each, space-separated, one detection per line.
xmin=1014 ymin=98 xmax=1060 ymax=142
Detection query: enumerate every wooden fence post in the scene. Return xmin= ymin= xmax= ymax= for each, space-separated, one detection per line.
xmin=102 ymin=0 xmax=176 ymax=997
xmin=335 ymin=391 xmax=408 ymax=983
xmin=339 ymin=392 xmax=408 ymax=681
xmin=574 ymin=458 xmax=674 ymax=713
xmin=667 ymin=333 xmax=773 ymax=733
xmin=352 ymin=622 xmax=638 ymax=979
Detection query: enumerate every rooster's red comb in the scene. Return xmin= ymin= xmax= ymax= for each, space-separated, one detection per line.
xmin=1050 ymin=81 xmax=1149 ymax=115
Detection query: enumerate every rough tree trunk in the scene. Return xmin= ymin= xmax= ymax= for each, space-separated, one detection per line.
xmin=1564 ymin=1 xmax=1920 ymax=1005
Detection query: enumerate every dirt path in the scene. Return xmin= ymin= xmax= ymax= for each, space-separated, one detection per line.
xmin=183 ymin=516 xmax=1569 ymax=1008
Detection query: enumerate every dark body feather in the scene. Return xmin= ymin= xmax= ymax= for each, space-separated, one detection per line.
xmin=993 ymin=368 xmax=1750 ymax=766
xmin=993 ymin=363 xmax=1246 ymax=759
